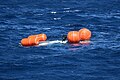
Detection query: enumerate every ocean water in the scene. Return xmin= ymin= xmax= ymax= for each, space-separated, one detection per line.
xmin=0 ymin=0 xmax=120 ymax=80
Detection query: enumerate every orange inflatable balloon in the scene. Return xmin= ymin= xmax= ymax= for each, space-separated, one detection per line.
xmin=28 ymin=35 xmax=37 ymax=39
xmin=28 ymin=35 xmax=39 ymax=45
xmin=29 ymin=37 xmax=39 ymax=45
xmin=67 ymin=31 xmax=80 ymax=43
xmin=79 ymin=28 xmax=91 ymax=40
xmin=21 ymin=38 xmax=29 ymax=46
xmin=37 ymin=34 xmax=47 ymax=41
xmin=21 ymin=33 xmax=47 ymax=46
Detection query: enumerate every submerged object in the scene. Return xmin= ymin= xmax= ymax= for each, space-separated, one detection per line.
xmin=67 ymin=31 xmax=80 ymax=43
xmin=20 ymin=28 xmax=92 ymax=46
xmin=79 ymin=28 xmax=91 ymax=40
xmin=62 ymin=35 xmax=67 ymax=41
xmin=38 ymin=40 xmax=67 ymax=46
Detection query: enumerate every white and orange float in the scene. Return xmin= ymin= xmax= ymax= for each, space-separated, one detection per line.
xmin=21 ymin=28 xmax=92 ymax=46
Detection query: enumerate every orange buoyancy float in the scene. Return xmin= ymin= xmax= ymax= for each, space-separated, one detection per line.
xmin=28 ymin=35 xmax=40 ymax=45
xmin=79 ymin=28 xmax=91 ymax=40
xmin=21 ymin=33 xmax=47 ymax=46
xmin=67 ymin=31 xmax=80 ymax=43
xmin=21 ymin=38 xmax=29 ymax=46
xmin=37 ymin=34 xmax=47 ymax=41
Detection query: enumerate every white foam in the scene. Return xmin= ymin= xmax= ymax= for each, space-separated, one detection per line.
xmin=38 ymin=40 xmax=67 ymax=46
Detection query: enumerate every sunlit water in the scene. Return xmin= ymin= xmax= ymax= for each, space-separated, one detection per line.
xmin=0 ymin=0 xmax=120 ymax=80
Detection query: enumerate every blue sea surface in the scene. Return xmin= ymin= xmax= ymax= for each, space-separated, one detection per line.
xmin=0 ymin=0 xmax=120 ymax=80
